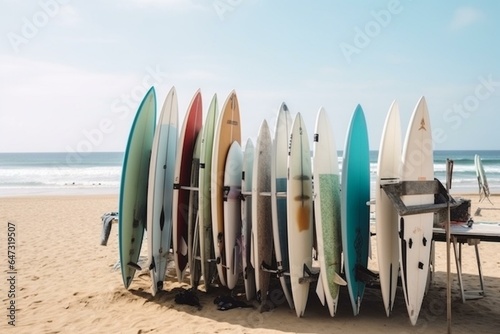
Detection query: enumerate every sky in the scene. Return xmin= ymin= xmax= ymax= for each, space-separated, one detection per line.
xmin=0 ymin=0 xmax=499 ymax=153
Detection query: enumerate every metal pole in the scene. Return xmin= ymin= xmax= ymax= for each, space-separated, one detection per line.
xmin=446 ymin=159 xmax=453 ymax=333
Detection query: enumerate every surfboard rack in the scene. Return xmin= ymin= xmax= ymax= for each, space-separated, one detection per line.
xmin=298 ymin=264 xmax=319 ymax=284
xmin=275 ymin=192 xmax=287 ymax=198
xmin=260 ymin=262 xmax=288 ymax=278
xmin=381 ymin=179 xmax=458 ymax=216
xmin=180 ymin=185 xmax=199 ymax=192
xmin=240 ymin=191 xmax=252 ymax=200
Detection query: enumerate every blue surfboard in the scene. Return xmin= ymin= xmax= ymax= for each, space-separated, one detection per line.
xmin=341 ymin=104 xmax=370 ymax=315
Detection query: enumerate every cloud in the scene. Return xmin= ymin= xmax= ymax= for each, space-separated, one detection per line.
xmin=0 ymin=55 xmax=152 ymax=152
xmin=449 ymin=6 xmax=484 ymax=31
xmin=0 ymin=55 xmax=136 ymax=100
xmin=55 ymin=5 xmax=82 ymax=27
xmin=125 ymin=0 xmax=205 ymax=11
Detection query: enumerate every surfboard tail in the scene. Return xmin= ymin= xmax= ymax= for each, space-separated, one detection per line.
xmin=315 ymin=276 xmax=326 ymax=305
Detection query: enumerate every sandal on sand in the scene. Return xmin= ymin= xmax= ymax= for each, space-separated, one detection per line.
xmin=214 ymin=295 xmax=253 ymax=311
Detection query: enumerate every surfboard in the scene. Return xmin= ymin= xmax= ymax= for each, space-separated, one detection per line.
xmin=188 ymin=131 xmax=202 ymax=288
xmin=146 ymin=86 xmax=178 ymax=295
xmin=376 ymin=101 xmax=401 ymax=316
xmin=198 ymin=94 xmax=219 ymax=291
xmin=223 ymin=141 xmax=243 ymax=290
xmin=475 ymin=154 xmax=491 ymax=202
xmin=241 ymin=138 xmax=256 ymax=300
xmin=399 ymin=96 xmax=434 ymax=326
xmin=312 ymin=107 xmax=343 ymax=317
xmin=341 ymin=104 xmax=370 ymax=316
xmin=252 ymin=120 xmax=273 ymax=306
xmin=119 ymin=87 xmax=156 ymax=289
xmin=172 ymin=90 xmax=203 ymax=282
xmin=287 ymin=113 xmax=313 ymax=318
xmin=271 ymin=103 xmax=294 ymax=309
xmin=211 ymin=90 xmax=241 ymax=287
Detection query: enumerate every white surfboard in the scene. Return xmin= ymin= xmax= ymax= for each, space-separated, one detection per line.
xmin=287 ymin=113 xmax=313 ymax=318
xmin=313 ymin=107 xmax=343 ymax=317
xmin=376 ymin=100 xmax=401 ymax=316
xmin=224 ymin=141 xmax=243 ymax=290
xmin=399 ymin=96 xmax=434 ymax=326
xmin=147 ymin=86 xmax=178 ymax=296
xmin=271 ymin=103 xmax=294 ymax=309
xmin=241 ymin=139 xmax=256 ymax=300
xmin=475 ymin=154 xmax=491 ymax=202
xmin=252 ymin=120 xmax=273 ymax=306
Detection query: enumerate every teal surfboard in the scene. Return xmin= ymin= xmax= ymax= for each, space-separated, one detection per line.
xmin=119 ymin=87 xmax=156 ymax=289
xmin=341 ymin=104 xmax=370 ymax=315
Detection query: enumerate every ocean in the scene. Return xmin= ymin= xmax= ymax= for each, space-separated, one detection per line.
xmin=0 ymin=152 xmax=123 ymax=197
xmin=0 ymin=150 xmax=499 ymax=197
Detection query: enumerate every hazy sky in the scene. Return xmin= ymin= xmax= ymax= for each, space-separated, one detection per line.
xmin=1 ymin=0 xmax=499 ymax=153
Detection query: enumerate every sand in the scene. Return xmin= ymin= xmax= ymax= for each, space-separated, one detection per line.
xmin=1 ymin=193 xmax=499 ymax=333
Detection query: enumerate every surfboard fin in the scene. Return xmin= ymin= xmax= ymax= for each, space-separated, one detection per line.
xmin=244 ymin=264 xmax=254 ymax=279
xmin=127 ymin=262 xmax=142 ymax=271
xmin=316 ymin=276 xmax=326 ymax=305
xmin=334 ymin=272 xmax=347 ymax=286
xmin=250 ymin=233 xmax=255 ymax=268
xmin=369 ymin=231 xmax=372 ymax=259
xmin=232 ymin=244 xmax=241 ymax=275
xmin=180 ymin=237 xmax=188 ymax=256
xmin=148 ymin=257 xmax=155 ymax=271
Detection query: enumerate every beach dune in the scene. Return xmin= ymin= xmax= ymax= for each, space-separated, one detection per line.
xmin=1 ymin=193 xmax=499 ymax=333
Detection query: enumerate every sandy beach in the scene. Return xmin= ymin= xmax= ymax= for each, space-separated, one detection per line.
xmin=1 ymin=193 xmax=499 ymax=333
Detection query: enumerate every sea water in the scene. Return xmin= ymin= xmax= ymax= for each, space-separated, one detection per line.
xmin=1 ymin=150 xmax=499 ymax=197
xmin=0 ymin=152 xmax=123 ymax=197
